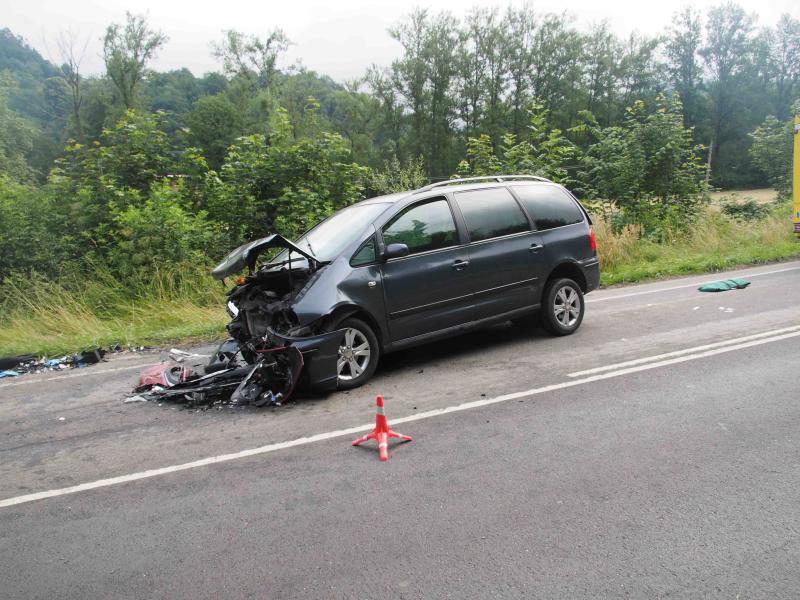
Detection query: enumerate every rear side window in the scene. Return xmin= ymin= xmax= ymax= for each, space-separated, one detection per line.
xmin=382 ymin=199 xmax=457 ymax=255
xmin=454 ymin=188 xmax=529 ymax=242
xmin=513 ymin=185 xmax=584 ymax=230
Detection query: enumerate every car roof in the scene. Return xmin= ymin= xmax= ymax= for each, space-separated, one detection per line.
xmin=357 ymin=176 xmax=564 ymax=206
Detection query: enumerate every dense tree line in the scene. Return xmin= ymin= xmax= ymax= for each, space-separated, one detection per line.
xmin=0 ymin=4 xmax=798 ymax=281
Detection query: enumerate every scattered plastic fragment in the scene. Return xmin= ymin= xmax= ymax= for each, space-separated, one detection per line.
xmin=698 ymin=278 xmax=751 ymax=292
xmin=0 ymin=370 xmax=20 ymax=378
xmin=168 ymin=348 xmax=209 ymax=363
xmin=57 ymin=417 xmax=66 ymax=421
xmin=123 ymin=395 xmax=149 ymax=403
xmin=136 ymin=364 xmax=187 ymax=391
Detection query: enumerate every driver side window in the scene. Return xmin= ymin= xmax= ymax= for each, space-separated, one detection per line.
xmin=382 ymin=199 xmax=457 ymax=255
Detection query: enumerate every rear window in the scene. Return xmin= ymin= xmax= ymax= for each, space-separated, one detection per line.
xmin=513 ymin=185 xmax=584 ymax=230
xmin=454 ymin=188 xmax=529 ymax=242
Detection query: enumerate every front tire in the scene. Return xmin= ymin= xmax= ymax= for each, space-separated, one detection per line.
xmin=540 ymin=278 xmax=584 ymax=336
xmin=331 ymin=317 xmax=379 ymax=389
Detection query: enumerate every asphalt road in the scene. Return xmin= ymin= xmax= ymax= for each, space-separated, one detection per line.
xmin=2 ymin=260 xmax=800 ymax=598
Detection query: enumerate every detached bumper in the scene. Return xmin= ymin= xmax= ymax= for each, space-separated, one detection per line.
xmin=580 ymin=257 xmax=601 ymax=293
xmin=268 ymin=328 xmax=345 ymax=391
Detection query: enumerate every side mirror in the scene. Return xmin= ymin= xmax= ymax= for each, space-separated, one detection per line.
xmin=383 ymin=243 xmax=410 ymax=261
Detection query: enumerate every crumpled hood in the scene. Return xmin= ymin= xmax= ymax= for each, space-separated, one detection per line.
xmin=211 ymin=234 xmax=319 ymax=280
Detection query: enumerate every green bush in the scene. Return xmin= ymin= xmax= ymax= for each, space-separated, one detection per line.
xmin=575 ymin=94 xmax=708 ymax=238
xmin=720 ymin=197 xmax=769 ymax=221
xmin=455 ymin=102 xmax=575 ymax=184
xmin=107 ymin=180 xmax=225 ymax=279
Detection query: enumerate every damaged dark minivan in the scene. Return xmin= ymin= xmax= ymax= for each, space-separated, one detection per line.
xmin=209 ymin=175 xmax=600 ymax=392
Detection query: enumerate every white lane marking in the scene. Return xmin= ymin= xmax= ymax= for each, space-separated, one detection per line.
xmin=567 ymin=324 xmax=800 ymax=378
xmin=2 ymin=328 xmax=799 ymax=509
xmin=0 ymin=363 xmax=147 ymax=388
xmin=586 ymin=265 xmax=800 ymax=304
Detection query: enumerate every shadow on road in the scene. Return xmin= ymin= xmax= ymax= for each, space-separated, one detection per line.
xmin=377 ymin=319 xmax=549 ymax=375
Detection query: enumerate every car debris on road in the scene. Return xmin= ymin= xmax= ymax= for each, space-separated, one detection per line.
xmin=130 ymin=345 xmax=307 ymax=409
xmin=0 ymin=346 xmax=155 ymax=380
xmin=127 ymin=234 xmax=346 ymax=409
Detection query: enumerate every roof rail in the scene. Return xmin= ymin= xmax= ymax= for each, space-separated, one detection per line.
xmin=413 ymin=174 xmax=552 ymax=194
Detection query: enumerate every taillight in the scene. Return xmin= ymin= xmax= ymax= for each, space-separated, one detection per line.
xmin=589 ymin=227 xmax=597 ymax=252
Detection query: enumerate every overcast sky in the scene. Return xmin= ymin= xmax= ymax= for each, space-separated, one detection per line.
xmin=5 ymin=0 xmax=799 ymax=82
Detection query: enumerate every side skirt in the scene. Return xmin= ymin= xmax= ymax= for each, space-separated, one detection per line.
xmin=384 ymin=304 xmax=541 ymax=353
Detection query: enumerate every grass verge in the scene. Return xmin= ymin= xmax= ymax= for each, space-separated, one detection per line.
xmin=595 ymin=201 xmax=800 ymax=286
xmin=0 ymin=264 xmax=228 ymax=357
xmin=1 ymin=198 xmax=799 ymax=358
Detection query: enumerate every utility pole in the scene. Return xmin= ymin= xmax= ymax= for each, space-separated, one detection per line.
xmin=794 ymin=114 xmax=800 ymax=238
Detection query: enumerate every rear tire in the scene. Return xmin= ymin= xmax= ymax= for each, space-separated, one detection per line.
xmin=329 ymin=317 xmax=380 ymax=390
xmin=539 ymin=277 xmax=584 ymax=336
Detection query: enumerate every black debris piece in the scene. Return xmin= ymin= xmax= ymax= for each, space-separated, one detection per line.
xmin=0 ymin=355 xmax=35 ymax=371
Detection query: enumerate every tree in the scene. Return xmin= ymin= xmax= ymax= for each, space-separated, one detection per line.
xmin=700 ymin=3 xmax=755 ymax=178
xmin=768 ymin=14 xmax=800 ymax=119
xmin=577 ymin=95 xmax=708 ymax=235
xmin=749 ymin=114 xmax=793 ymax=197
xmin=186 ymin=95 xmax=242 ymax=170
xmin=328 ymin=80 xmax=382 ymax=165
xmin=56 ymin=28 xmax=89 ymax=141
xmin=0 ymin=74 xmax=37 ymax=181
xmin=211 ymin=107 xmax=367 ymax=242
xmin=666 ymin=7 xmax=704 ymax=129
xmin=470 ymin=7 xmax=509 ymax=144
xmin=618 ymin=34 xmax=664 ymax=109
xmin=583 ymin=22 xmax=621 ymax=126
xmin=214 ymin=29 xmax=289 ymax=93
xmin=456 ymin=101 xmax=574 ymax=184
xmin=389 ymin=9 xmax=431 ymax=163
xmin=103 ymin=12 xmax=167 ymax=109
xmin=528 ymin=13 xmax=584 ymax=128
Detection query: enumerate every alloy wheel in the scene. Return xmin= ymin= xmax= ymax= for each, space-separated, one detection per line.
xmin=337 ymin=327 xmax=371 ymax=381
xmin=553 ymin=285 xmax=580 ymax=327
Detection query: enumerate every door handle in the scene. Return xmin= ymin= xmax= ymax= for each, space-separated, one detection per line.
xmin=529 ymin=243 xmax=544 ymax=253
xmin=452 ymin=259 xmax=470 ymax=270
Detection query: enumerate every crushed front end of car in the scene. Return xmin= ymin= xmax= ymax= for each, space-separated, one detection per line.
xmin=131 ymin=234 xmax=346 ymax=408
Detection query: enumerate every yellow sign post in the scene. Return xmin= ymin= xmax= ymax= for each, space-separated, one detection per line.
xmin=794 ymin=115 xmax=800 ymax=237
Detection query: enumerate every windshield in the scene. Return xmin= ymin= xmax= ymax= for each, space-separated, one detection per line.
xmin=272 ymin=203 xmax=390 ymax=264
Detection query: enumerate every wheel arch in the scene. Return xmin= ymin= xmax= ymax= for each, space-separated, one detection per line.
xmin=545 ymin=261 xmax=587 ymax=292
xmin=323 ymin=304 xmax=385 ymax=348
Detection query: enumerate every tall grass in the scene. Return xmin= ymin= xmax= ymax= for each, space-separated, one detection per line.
xmin=595 ymin=203 xmax=800 ymax=285
xmin=0 ymin=263 xmax=227 ymax=357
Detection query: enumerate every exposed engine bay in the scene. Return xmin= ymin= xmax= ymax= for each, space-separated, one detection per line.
xmin=130 ymin=234 xmax=345 ymax=408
